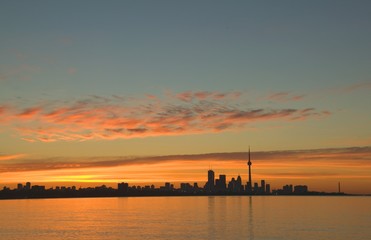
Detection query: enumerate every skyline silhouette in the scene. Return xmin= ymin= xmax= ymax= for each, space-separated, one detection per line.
xmin=0 ymin=148 xmax=355 ymax=198
xmin=1 ymin=146 xmax=370 ymax=194
xmin=1 ymin=168 xmax=347 ymax=200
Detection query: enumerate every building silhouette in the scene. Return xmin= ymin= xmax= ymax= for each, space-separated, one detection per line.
xmin=266 ymin=184 xmax=271 ymax=194
xmin=205 ymin=169 xmax=215 ymax=192
xmin=247 ymin=147 xmax=252 ymax=193
xmin=294 ymin=185 xmax=308 ymax=194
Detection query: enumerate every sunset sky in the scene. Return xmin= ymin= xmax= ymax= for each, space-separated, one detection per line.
xmin=1 ymin=1 xmax=370 ymax=194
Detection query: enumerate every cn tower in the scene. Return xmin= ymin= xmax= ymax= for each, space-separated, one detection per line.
xmin=247 ymin=146 xmax=252 ymax=193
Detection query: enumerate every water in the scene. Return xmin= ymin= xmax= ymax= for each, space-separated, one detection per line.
xmin=0 ymin=196 xmax=370 ymax=240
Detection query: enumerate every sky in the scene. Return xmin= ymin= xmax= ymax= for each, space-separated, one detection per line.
xmin=0 ymin=1 xmax=371 ymax=194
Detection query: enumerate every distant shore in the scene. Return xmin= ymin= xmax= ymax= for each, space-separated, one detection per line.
xmin=0 ymin=191 xmax=357 ymax=200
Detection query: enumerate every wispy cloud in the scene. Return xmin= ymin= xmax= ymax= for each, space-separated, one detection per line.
xmin=266 ymin=92 xmax=306 ymax=102
xmin=339 ymin=81 xmax=371 ymax=93
xmin=16 ymin=107 xmax=41 ymax=119
xmin=0 ymin=154 xmax=26 ymax=161
xmin=175 ymin=91 xmax=242 ymax=102
xmin=320 ymin=81 xmax=371 ymax=96
xmin=0 ymin=147 xmax=369 ymax=173
xmin=0 ymin=91 xmax=329 ymax=142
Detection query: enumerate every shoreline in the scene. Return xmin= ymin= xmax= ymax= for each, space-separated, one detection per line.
xmin=1 ymin=192 xmax=363 ymax=201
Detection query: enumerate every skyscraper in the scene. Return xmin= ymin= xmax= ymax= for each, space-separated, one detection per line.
xmin=206 ymin=169 xmax=215 ymax=192
xmin=25 ymin=182 xmax=31 ymax=190
xmin=208 ymin=170 xmax=215 ymax=187
xmin=261 ymin=180 xmax=266 ymax=194
xmin=236 ymin=175 xmax=242 ymax=192
xmin=215 ymin=174 xmax=227 ymax=191
xmin=266 ymin=184 xmax=271 ymax=194
xmin=247 ymin=147 xmax=252 ymax=193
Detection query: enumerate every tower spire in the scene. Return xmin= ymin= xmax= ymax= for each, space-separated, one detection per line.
xmin=249 ymin=146 xmax=250 ymax=162
xmin=247 ymin=146 xmax=252 ymax=193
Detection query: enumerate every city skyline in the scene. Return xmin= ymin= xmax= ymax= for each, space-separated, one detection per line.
xmin=1 ymin=146 xmax=370 ymax=194
xmin=1 ymin=1 xmax=371 ymax=195
xmin=2 ymin=166 xmax=347 ymax=200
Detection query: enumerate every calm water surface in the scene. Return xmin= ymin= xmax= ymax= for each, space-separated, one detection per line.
xmin=0 ymin=196 xmax=370 ymax=240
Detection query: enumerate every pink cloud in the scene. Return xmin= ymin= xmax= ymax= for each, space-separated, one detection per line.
xmin=175 ymin=90 xmax=242 ymax=102
xmin=321 ymin=81 xmax=371 ymax=96
xmin=17 ymin=107 xmax=41 ymax=119
xmin=341 ymin=82 xmax=371 ymax=93
xmin=0 ymin=92 xmax=330 ymax=142
xmin=267 ymin=92 xmax=305 ymax=102
xmin=176 ymin=91 xmax=194 ymax=102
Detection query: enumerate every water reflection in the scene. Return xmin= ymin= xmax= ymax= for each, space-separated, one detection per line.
xmin=207 ymin=196 xmax=216 ymax=239
xmin=248 ymin=196 xmax=254 ymax=240
xmin=1 ymin=196 xmax=369 ymax=240
xmin=206 ymin=196 xmax=255 ymax=240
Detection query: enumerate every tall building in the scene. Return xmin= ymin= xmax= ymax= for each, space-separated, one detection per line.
xmin=215 ymin=174 xmax=226 ymax=192
xmin=25 ymin=182 xmax=31 ymax=190
xmin=266 ymin=184 xmax=271 ymax=194
xmin=118 ymin=182 xmax=129 ymax=193
xmin=236 ymin=175 xmax=242 ymax=192
xmin=205 ymin=169 xmax=215 ymax=192
xmin=208 ymin=170 xmax=215 ymax=187
xmin=219 ymin=175 xmax=226 ymax=190
xmin=254 ymin=182 xmax=259 ymax=193
xmin=228 ymin=177 xmax=237 ymax=192
xmin=247 ymin=147 xmax=252 ymax=193
xmin=261 ymin=180 xmax=266 ymax=194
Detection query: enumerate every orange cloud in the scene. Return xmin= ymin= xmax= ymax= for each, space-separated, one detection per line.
xmin=0 ymin=154 xmax=26 ymax=161
xmin=17 ymin=107 xmax=41 ymax=119
xmin=0 ymin=147 xmax=369 ymax=173
xmin=0 ymin=105 xmax=8 ymax=123
xmin=0 ymin=92 xmax=329 ymax=142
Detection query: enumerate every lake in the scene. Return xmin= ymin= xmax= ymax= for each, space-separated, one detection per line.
xmin=0 ymin=196 xmax=370 ymax=239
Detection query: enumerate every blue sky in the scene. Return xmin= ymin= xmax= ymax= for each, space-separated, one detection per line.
xmin=2 ymin=1 xmax=371 ymax=98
